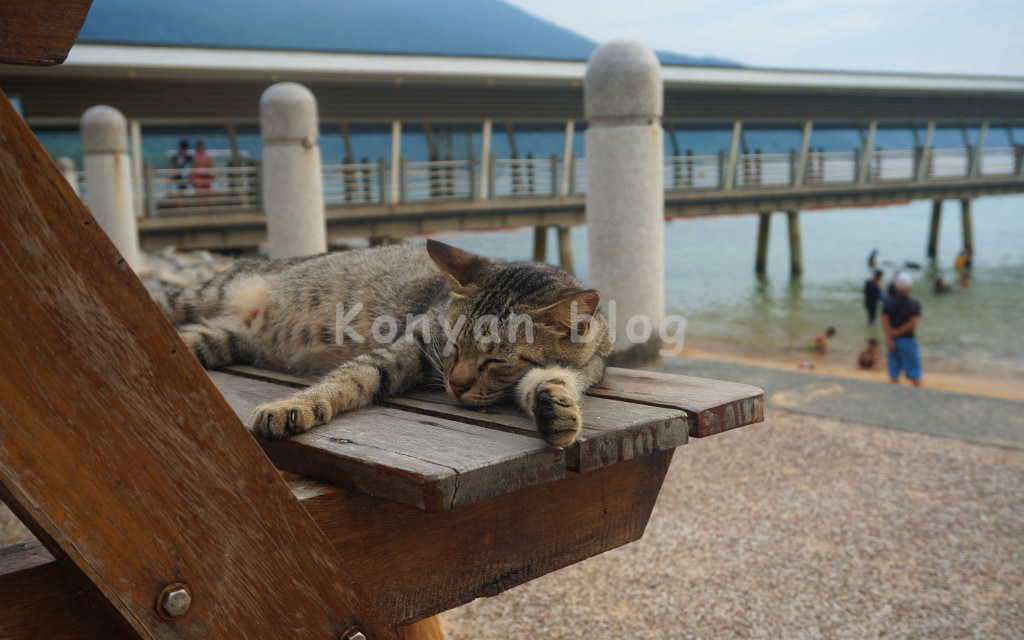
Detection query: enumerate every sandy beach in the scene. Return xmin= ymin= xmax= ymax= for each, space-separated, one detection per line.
xmin=443 ymin=406 xmax=1024 ymax=639
xmin=678 ymin=339 xmax=1024 ymax=403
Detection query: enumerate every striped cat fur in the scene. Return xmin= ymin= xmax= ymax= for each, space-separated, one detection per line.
xmin=154 ymin=240 xmax=613 ymax=447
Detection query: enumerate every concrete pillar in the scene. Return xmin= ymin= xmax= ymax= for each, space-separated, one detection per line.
xmin=259 ymin=82 xmax=326 ymax=259
xmin=57 ymin=156 xmax=79 ymax=194
xmin=557 ymin=226 xmax=574 ymax=273
xmin=927 ymin=199 xmax=942 ymax=259
xmin=81 ymin=105 xmax=142 ymax=272
xmin=723 ymin=120 xmax=742 ymax=190
xmin=533 ymin=226 xmax=548 ymax=262
xmin=585 ymin=40 xmax=664 ymax=367
xmin=960 ymin=199 xmax=974 ymax=255
xmin=755 ymin=212 xmax=771 ymax=274
xmin=786 ymin=210 xmax=802 ymax=276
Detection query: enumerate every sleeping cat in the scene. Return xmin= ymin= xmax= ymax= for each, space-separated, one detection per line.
xmin=155 ymin=240 xmax=613 ymax=447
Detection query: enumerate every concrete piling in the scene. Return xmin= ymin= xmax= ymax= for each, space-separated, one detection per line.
xmin=80 ymin=105 xmax=142 ymax=272
xmin=927 ymin=199 xmax=942 ymax=259
xmin=786 ymin=210 xmax=802 ymax=276
xmin=960 ymin=199 xmax=974 ymax=255
xmin=755 ymin=212 xmax=771 ymax=274
xmin=260 ymin=82 xmax=326 ymax=258
xmin=584 ymin=40 xmax=664 ymax=367
xmin=557 ymin=226 xmax=574 ymax=273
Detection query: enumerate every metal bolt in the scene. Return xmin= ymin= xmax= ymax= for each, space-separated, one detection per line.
xmin=341 ymin=627 xmax=367 ymax=640
xmin=157 ymin=583 xmax=192 ymax=619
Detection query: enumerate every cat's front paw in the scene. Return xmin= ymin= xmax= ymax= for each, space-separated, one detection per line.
xmin=251 ymin=396 xmax=331 ymax=439
xmin=533 ymin=384 xmax=582 ymax=448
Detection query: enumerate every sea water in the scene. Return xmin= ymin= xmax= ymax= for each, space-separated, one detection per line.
xmin=432 ymin=194 xmax=1024 ymax=378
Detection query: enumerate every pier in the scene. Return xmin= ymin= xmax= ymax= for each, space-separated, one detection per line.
xmin=5 ymin=43 xmax=1024 ymax=270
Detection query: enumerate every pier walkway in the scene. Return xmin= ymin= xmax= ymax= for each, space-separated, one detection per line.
xmin=132 ymin=139 xmax=1024 ymax=252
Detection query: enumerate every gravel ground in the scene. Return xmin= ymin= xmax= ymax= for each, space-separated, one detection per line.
xmin=443 ymin=408 xmax=1024 ymax=639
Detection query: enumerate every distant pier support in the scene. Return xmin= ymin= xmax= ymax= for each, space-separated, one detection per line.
xmin=260 ymin=82 xmax=326 ymax=259
xmin=927 ymin=199 xmax=942 ymax=259
xmin=585 ymin=40 xmax=664 ymax=367
xmin=533 ymin=225 xmax=549 ymax=262
xmin=786 ymin=210 xmax=803 ymax=276
xmin=755 ymin=212 xmax=771 ymax=275
xmin=557 ymin=226 xmax=574 ymax=273
xmin=81 ymin=105 xmax=142 ymax=272
xmin=960 ymin=198 xmax=974 ymax=255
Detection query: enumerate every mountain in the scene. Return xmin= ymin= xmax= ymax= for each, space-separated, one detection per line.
xmin=76 ymin=0 xmax=741 ymax=67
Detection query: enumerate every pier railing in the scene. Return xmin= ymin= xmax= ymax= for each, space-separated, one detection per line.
xmin=133 ymin=145 xmax=1021 ymax=216
xmin=145 ymin=165 xmax=260 ymax=215
xmin=322 ymin=160 xmax=386 ymax=205
xmin=491 ymin=155 xmax=558 ymax=198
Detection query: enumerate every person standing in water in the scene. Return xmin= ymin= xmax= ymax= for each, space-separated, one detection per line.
xmin=882 ymin=272 xmax=923 ymax=386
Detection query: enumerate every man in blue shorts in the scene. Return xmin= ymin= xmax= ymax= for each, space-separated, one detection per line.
xmin=881 ymin=272 xmax=922 ymax=386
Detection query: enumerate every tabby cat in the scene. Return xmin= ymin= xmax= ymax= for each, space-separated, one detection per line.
xmin=155 ymin=240 xmax=613 ymax=447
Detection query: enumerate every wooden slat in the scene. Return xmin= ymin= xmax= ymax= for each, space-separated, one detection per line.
xmin=0 ymin=91 xmax=394 ymax=640
xmin=0 ymin=0 xmax=94 ymax=65
xmin=216 ymin=366 xmax=690 ymax=474
xmin=384 ymin=391 xmax=687 ymax=473
xmin=210 ymin=371 xmax=565 ymax=512
xmin=0 ymin=449 xmax=674 ymax=635
xmin=590 ymin=367 xmax=765 ymax=437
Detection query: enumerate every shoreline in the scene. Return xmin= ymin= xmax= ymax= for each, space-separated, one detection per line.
xmin=674 ymin=338 xmax=1024 ymax=403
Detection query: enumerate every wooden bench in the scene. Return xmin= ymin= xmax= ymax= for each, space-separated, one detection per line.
xmin=0 ymin=7 xmax=763 ymax=637
xmin=0 ymin=363 xmax=762 ymax=637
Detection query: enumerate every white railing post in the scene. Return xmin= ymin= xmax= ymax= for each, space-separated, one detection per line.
xmin=585 ymin=40 xmax=664 ymax=367
xmin=560 ymin=119 xmax=575 ymax=197
xmin=389 ymin=120 xmax=402 ymax=205
xmin=57 ymin=156 xmax=79 ymax=195
xmin=81 ymin=105 xmax=142 ymax=272
xmin=478 ymin=119 xmax=492 ymax=200
xmin=259 ymin=82 xmax=326 ymax=259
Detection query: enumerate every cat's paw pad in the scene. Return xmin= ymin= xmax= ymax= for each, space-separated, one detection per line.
xmin=251 ymin=396 xmax=331 ymax=439
xmin=533 ymin=385 xmax=582 ymax=448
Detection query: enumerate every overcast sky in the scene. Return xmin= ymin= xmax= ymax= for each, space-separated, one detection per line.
xmin=505 ymin=0 xmax=1024 ymax=77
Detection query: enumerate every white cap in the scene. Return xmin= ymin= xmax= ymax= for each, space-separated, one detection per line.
xmin=894 ymin=272 xmax=913 ymax=290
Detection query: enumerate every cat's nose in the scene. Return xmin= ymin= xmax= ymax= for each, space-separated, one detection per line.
xmin=449 ymin=382 xmax=469 ymax=396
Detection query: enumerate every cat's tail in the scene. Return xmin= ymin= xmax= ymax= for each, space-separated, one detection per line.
xmin=154 ymin=265 xmax=275 ymax=335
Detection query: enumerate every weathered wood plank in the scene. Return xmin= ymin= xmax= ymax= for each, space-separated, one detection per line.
xmin=590 ymin=367 xmax=765 ymax=437
xmin=210 ymin=370 xmax=565 ymax=512
xmin=0 ymin=0 xmax=94 ymax=65
xmin=0 ymin=449 xmax=674 ymax=634
xmin=216 ymin=366 xmax=691 ymax=473
xmin=0 ymin=91 xmax=394 ymax=640
xmin=385 ymin=391 xmax=687 ymax=473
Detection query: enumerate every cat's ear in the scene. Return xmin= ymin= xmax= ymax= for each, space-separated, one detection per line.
xmin=532 ymin=289 xmax=600 ymax=336
xmin=426 ymin=240 xmax=490 ymax=289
